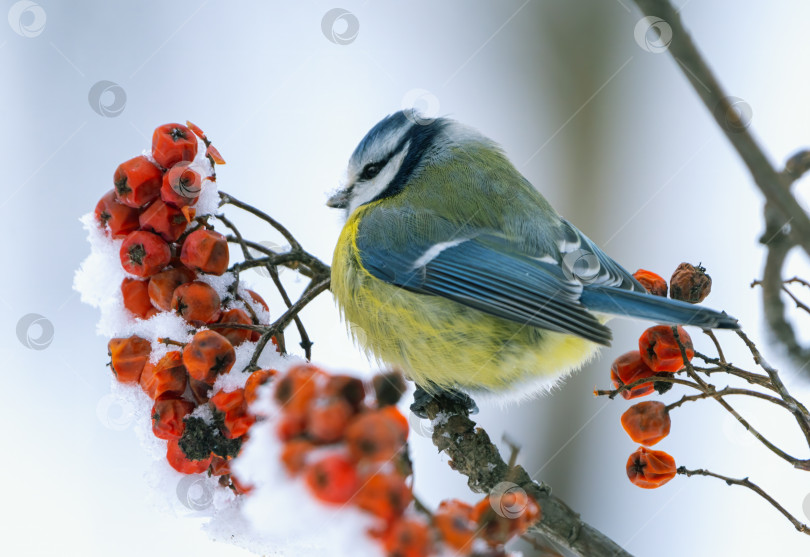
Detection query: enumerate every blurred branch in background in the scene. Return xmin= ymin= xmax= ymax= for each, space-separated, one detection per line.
xmin=632 ymin=0 xmax=810 ymax=371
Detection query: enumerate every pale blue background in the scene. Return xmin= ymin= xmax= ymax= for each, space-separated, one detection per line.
xmin=3 ymin=1 xmax=810 ymax=555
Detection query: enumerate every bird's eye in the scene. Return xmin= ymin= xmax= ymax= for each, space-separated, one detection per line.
xmin=360 ymin=162 xmax=382 ymax=181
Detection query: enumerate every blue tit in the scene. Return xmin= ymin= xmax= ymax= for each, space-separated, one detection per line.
xmin=327 ymin=109 xmax=738 ymax=404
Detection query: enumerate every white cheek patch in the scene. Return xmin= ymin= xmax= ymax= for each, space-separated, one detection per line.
xmin=348 ymin=143 xmax=410 ymax=215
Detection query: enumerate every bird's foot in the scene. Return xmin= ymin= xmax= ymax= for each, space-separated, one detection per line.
xmin=410 ymin=383 xmax=479 ymax=419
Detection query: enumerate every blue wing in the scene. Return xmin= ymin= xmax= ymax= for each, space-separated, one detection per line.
xmin=354 ymin=207 xmax=739 ymax=343
xmin=355 ymin=210 xmax=613 ymax=345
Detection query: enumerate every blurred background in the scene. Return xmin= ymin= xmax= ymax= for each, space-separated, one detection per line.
xmin=3 ymin=0 xmax=810 ymax=555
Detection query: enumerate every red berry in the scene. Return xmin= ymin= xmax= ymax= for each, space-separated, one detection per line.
xmin=633 ymin=269 xmax=668 ymax=297
xmin=639 ymin=325 xmax=694 ymax=373
xmin=108 ymin=336 xmax=151 ymax=383
xmin=382 ymin=519 xmax=433 ymax=557
xmin=171 ymin=281 xmax=222 ymax=326
xmin=621 ymin=401 xmax=671 ymax=446
xmin=95 ymin=189 xmax=140 ymax=238
xmin=182 ymin=330 xmax=236 ymax=384
xmin=626 ymin=447 xmax=677 ymax=489
xmin=355 ymin=471 xmax=412 ymax=522
xmin=345 ymin=409 xmax=407 ymax=463
xmin=139 ymin=199 xmax=188 ymax=242
xmin=152 ymin=123 xmax=198 ymax=169
xmin=113 ymin=156 xmax=163 ymax=208
xmin=180 ymin=229 xmax=229 ymax=276
xmin=121 ymin=278 xmax=154 ymax=319
xmin=307 ymin=398 xmax=354 ymax=443
xmin=244 ymin=369 xmax=276 ymax=404
xmin=161 ymin=162 xmax=202 ymax=208
xmin=166 ymin=438 xmax=211 ymax=474
xmin=148 ymin=266 xmax=196 ymax=312
xmin=434 ymin=500 xmax=476 ymax=551
xmin=140 ymin=351 xmax=188 ymax=400
xmin=304 ymin=454 xmax=359 ymax=504
xmin=610 ymin=351 xmax=657 ymax=399
xmin=120 ymin=230 xmax=171 ymax=278
xmin=152 ymin=395 xmax=195 ymax=440
xmin=210 ymin=389 xmax=254 ymax=439
xmin=216 ymin=308 xmax=253 ymax=346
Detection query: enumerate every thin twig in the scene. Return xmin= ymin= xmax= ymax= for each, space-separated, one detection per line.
xmin=677 ymin=467 xmax=809 ymax=535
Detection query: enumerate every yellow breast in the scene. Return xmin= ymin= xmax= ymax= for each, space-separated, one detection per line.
xmin=331 ymin=206 xmax=601 ymax=396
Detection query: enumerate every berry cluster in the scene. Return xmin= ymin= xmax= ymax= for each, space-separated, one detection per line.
xmin=94 ymin=122 xmax=540 ymax=556
xmin=607 ymin=264 xmax=712 ymax=490
xmin=98 ymin=122 xmax=269 ymax=492
xmin=270 ymin=365 xmax=541 ymax=556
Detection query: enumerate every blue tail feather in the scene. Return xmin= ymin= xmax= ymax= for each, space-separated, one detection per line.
xmin=580 ymin=286 xmax=740 ymax=330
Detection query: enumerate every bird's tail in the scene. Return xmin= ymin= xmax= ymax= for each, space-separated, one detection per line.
xmin=580 ymin=286 xmax=740 ymax=330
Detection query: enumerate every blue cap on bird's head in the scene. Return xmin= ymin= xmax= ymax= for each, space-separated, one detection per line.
xmin=327 ymin=109 xmax=452 ymax=213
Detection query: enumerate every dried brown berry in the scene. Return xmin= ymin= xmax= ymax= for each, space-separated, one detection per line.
xmin=670 ymin=263 xmax=712 ymax=303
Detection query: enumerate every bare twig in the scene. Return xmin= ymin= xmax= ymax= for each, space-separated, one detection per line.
xmin=677 ymin=467 xmax=809 ymax=535
xmin=420 ymin=397 xmax=632 ymax=557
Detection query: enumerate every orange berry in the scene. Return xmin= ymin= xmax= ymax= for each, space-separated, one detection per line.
xmin=626 ymin=447 xmax=677 ymax=489
xmin=274 ymin=364 xmax=321 ymax=416
xmin=345 ymin=409 xmax=407 ymax=463
xmin=148 ymin=266 xmax=196 ymax=312
xmin=610 ymin=351 xmax=657 ymax=400
xmin=180 ymin=229 xmax=229 ymax=276
xmin=120 ymin=230 xmax=171 ymax=278
xmin=355 ymin=471 xmax=412 ymax=522
xmin=633 ymin=269 xmax=668 ymax=297
xmin=171 ymin=281 xmax=222 ymax=326
xmin=139 ymin=199 xmax=188 ymax=242
xmin=161 ymin=162 xmax=202 ymax=208
xmin=304 ymin=454 xmax=359 ymax=504
xmin=621 ymin=401 xmax=671 ymax=446
xmin=166 ymin=438 xmax=211 ymax=474
xmin=140 ymin=351 xmax=188 ymax=399
xmin=121 ymin=278 xmax=154 ymax=319
xmin=210 ymin=388 xmax=254 ymax=438
xmin=639 ymin=325 xmax=694 ymax=373
xmin=152 ymin=123 xmax=198 ymax=169
xmin=277 ymin=413 xmax=307 ymax=441
xmin=382 ymin=518 xmax=433 ymax=557
xmin=113 ymin=155 xmax=163 ymax=208
xmin=182 ymin=330 xmax=236 ymax=384
xmin=108 ymin=336 xmax=151 ymax=383
xmin=322 ymin=374 xmax=366 ymax=410
xmin=307 ymin=398 xmax=354 ymax=443
xmin=216 ymin=308 xmax=253 ymax=346
xmin=280 ymin=439 xmax=314 ymax=475
xmin=246 ymin=289 xmax=268 ymax=312
xmin=95 ymin=189 xmax=140 ymax=238
xmin=472 ymin=489 xmax=541 ymax=546
xmin=670 ymin=262 xmax=712 ymax=303
xmin=152 ymin=395 xmax=195 ymax=440
xmin=434 ymin=499 xmax=476 ymax=551
xmin=244 ymin=369 xmax=276 ymax=404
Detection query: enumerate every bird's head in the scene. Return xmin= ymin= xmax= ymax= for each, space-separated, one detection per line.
xmin=328 ymin=109 xmax=469 ymax=216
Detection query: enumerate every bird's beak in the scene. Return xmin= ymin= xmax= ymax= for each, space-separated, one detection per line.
xmin=326 ymin=189 xmax=349 ymax=209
